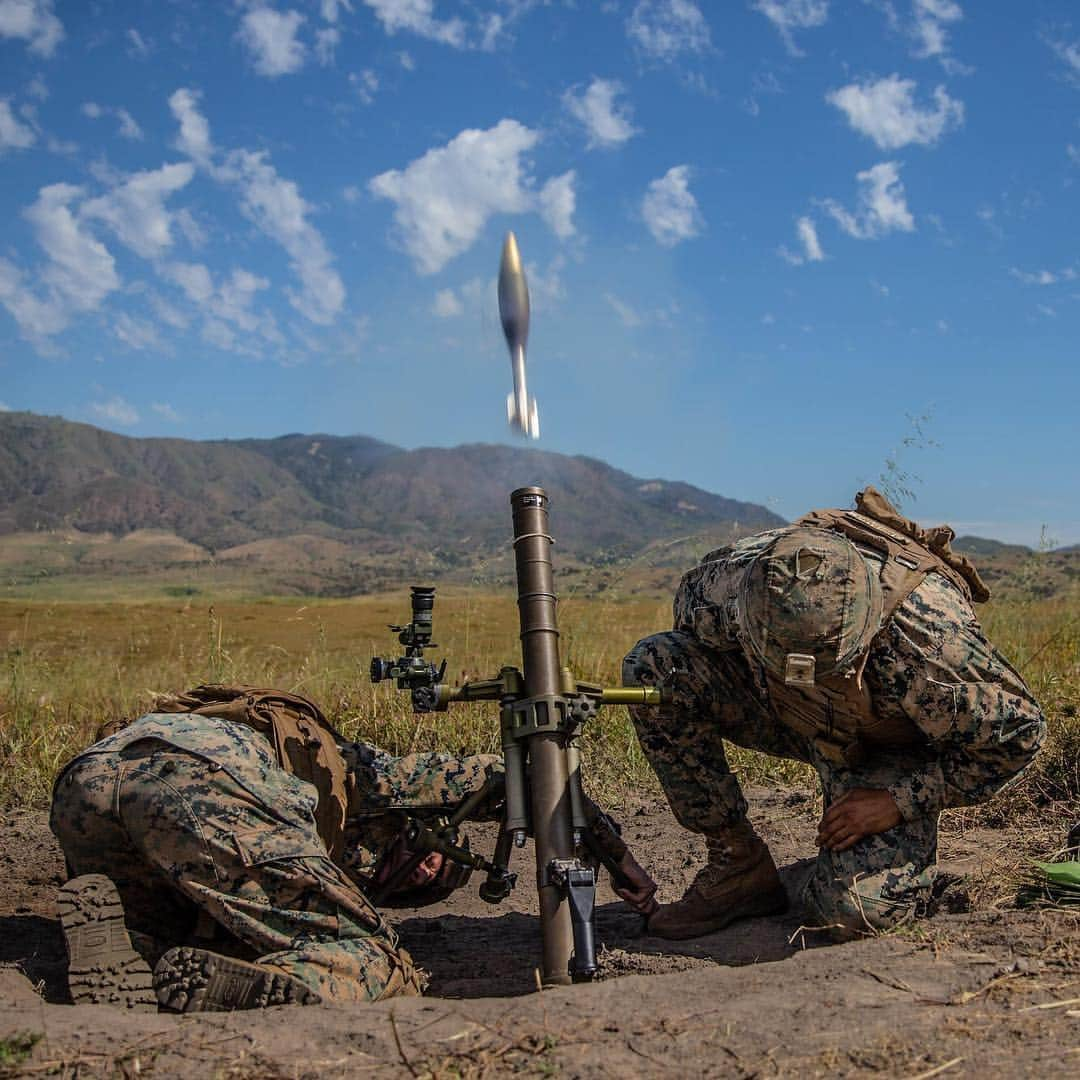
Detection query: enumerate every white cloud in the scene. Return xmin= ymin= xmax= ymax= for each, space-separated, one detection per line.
xmin=525 ymin=255 xmax=566 ymax=312
xmin=91 ymin=396 xmax=140 ymax=426
xmin=0 ymin=0 xmax=63 ymax=56
xmin=822 ymin=161 xmax=915 ymax=239
xmin=911 ymin=0 xmax=962 ymax=61
xmin=538 ymin=171 xmax=576 ymax=239
xmin=744 ymin=69 xmax=783 ymax=117
xmin=237 ymin=6 xmax=307 ymax=77
xmin=216 ymin=267 xmax=271 ymax=332
xmin=826 ymin=74 xmax=963 ymax=149
xmin=169 ymin=89 xmax=345 ymax=325
xmin=369 ymin=119 xmax=542 ymax=274
xmin=363 ymin=0 xmax=465 ymax=48
xmin=797 ymin=216 xmax=824 ymax=261
xmin=563 ymin=78 xmax=639 ymax=149
xmin=432 ymin=288 xmax=463 ymax=317
xmin=478 ymin=11 xmax=503 ymax=52
xmin=169 ymin=88 xmax=213 ymax=165
xmin=0 ymin=401 xmax=10 ymax=411
xmin=227 ymin=150 xmax=344 ymax=323
xmin=627 ymin=0 xmax=709 ymax=61
xmin=82 ymin=163 xmax=195 ymax=261
xmin=349 ymin=68 xmax=379 ymax=104
xmin=152 ymin=402 xmax=182 ymax=422
xmin=0 ymin=98 xmax=36 ymax=152
xmin=1069 ymin=144 xmax=1080 ymax=167
xmin=753 ymin=0 xmax=829 ymax=57
xmin=1009 ymin=268 xmax=1058 ymax=286
xmin=149 ymin=293 xmax=188 ymax=329
xmin=641 ymin=165 xmax=703 ymax=247
xmin=81 ymin=102 xmax=144 ymax=141
xmin=1047 ymin=36 xmax=1080 ymax=84
xmin=780 ymin=215 xmax=825 ymax=264
xmin=342 ymin=184 xmax=362 ymax=203
xmin=126 ymin=27 xmax=150 ymax=58
xmin=606 ymin=291 xmax=642 ymax=328
xmin=0 ymin=258 xmax=66 ymax=338
xmin=315 ymin=26 xmax=340 ymax=64
xmin=0 ymin=184 xmax=122 ymax=340
xmin=115 ymin=109 xmax=143 ymax=140
xmin=398 ymin=49 xmax=415 ymax=70
xmin=113 ymin=312 xmax=161 ymax=351
xmin=174 ymin=209 xmax=205 ymax=249
xmin=321 ymin=0 xmax=352 ymax=22
xmin=164 ymin=260 xmax=214 ymax=304
xmin=163 ymin=261 xmax=279 ymax=349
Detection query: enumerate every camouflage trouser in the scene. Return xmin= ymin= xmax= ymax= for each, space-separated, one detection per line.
xmin=623 ymin=631 xmax=937 ymax=936
xmin=50 ymin=719 xmax=421 ymax=1003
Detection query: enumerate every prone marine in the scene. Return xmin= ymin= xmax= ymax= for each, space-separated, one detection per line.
xmin=50 ymin=686 xmax=656 ymax=1011
xmin=624 ymin=487 xmax=1046 ymax=939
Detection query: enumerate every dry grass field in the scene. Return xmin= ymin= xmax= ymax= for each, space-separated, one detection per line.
xmin=1 ymin=581 xmax=1078 ymax=1077
xmin=1 ymin=582 xmax=1076 ymax=835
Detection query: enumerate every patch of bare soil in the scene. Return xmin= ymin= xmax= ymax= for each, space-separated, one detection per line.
xmin=2 ymin=789 xmax=1078 ymax=1078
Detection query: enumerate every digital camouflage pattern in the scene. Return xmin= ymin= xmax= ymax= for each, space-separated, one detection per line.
xmin=740 ymin=526 xmax=884 ymax=680
xmin=624 ymin=559 xmax=1045 ymax=934
xmin=339 ymin=744 xmax=503 ymax=878
xmin=50 ymin=713 xmax=502 ymax=1003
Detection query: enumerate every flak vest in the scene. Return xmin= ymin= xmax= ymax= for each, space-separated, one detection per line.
xmin=98 ymin=685 xmax=351 ymax=863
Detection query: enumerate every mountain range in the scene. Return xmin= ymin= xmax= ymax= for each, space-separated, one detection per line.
xmin=0 ymin=412 xmax=784 ymax=596
xmin=3 ymin=412 xmax=1073 ymax=600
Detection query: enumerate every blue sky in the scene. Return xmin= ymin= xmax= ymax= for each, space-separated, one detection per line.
xmin=1 ymin=0 xmax=1078 ymax=545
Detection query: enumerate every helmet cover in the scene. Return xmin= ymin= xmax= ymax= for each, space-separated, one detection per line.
xmin=738 ymin=526 xmax=883 ymax=682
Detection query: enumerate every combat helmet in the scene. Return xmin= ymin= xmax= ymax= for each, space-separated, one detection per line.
xmin=736 ymin=526 xmax=883 ymax=687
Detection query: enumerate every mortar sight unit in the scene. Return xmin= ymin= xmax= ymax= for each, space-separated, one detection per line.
xmin=369 ymin=586 xmax=446 ymax=711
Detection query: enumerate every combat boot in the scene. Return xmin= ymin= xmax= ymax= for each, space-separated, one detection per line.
xmin=57 ymin=874 xmax=157 ymax=1011
xmin=647 ymin=821 xmax=788 ymax=940
xmin=153 ymin=947 xmax=322 ymax=1011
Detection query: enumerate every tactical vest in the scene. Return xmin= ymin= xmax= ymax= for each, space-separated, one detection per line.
xmin=145 ymin=685 xmax=350 ymax=862
xmin=684 ymin=486 xmax=990 ymax=765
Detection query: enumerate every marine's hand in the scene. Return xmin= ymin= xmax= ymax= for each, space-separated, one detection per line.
xmin=612 ymin=850 xmax=660 ymax=917
xmin=816 ymin=788 xmax=902 ymax=851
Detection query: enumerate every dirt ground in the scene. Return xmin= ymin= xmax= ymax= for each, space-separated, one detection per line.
xmin=2 ymin=787 xmax=1078 ymax=1078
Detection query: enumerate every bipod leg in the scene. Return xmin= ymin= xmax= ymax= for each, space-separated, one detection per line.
xmin=479 ymin=821 xmax=516 ymax=904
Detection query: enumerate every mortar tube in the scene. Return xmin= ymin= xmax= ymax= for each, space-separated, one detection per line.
xmin=510 ymin=486 xmax=575 ymax=987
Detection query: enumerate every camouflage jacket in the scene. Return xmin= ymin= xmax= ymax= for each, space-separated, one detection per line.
xmin=675 ymin=532 xmax=1046 ymax=821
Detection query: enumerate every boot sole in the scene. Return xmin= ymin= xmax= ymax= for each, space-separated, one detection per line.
xmin=57 ymin=874 xmax=157 ymax=1011
xmin=153 ymin=947 xmax=321 ymax=1012
xmin=647 ymin=885 xmax=790 ymax=941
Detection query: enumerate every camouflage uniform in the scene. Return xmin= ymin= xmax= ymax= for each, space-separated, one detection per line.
xmin=624 ymin=531 xmax=1046 ymax=935
xmin=50 ymin=714 xmax=499 ymax=1003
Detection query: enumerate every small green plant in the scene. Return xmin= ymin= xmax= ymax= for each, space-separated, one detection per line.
xmin=877 ymin=409 xmax=940 ymax=510
xmin=0 ymin=1032 xmax=42 ymax=1068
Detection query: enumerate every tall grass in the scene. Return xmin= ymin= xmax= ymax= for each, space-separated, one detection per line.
xmin=1 ymin=589 xmax=1076 ymax=819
